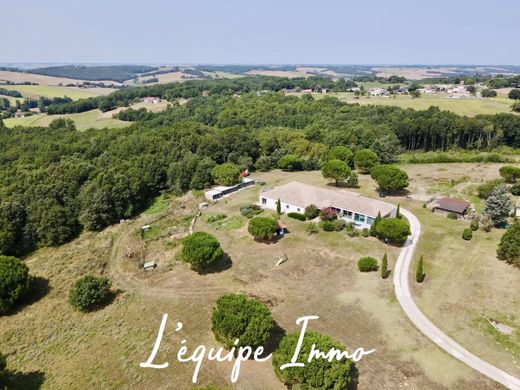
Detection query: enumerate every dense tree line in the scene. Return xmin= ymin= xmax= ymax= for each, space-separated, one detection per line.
xmin=1 ymin=78 xmax=520 ymax=256
xmin=27 ymin=65 xmax=158 ymax=82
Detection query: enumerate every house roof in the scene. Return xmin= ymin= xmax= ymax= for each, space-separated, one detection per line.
xmin=261 ymin=181 xmax=396 ymax=218
xmin=436 ymin=197 xmax=470 ymax=213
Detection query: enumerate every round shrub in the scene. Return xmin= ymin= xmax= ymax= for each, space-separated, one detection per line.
xmin=332 ymin=219 xmax=346 ymax=231
xmin=511 ymin=182 xmax=520 ymax=196
xmin=470 ymin=219 xmax=479 ymax=231
xmin=497 ymin=221 xmax=520 ymax=267
xmin=354 ymin=149 xmax=379 ymax=173
xmin=211 ymin=163 xmax=240 ymax=186
xmin=287 ymin=212 xmax=306 ymax=221
xmin=447 ymin=212 xmax=458 ymax=220
xmin=320 ymin=207 xmax=337 ymax=221
xmin=181 ymin=232 xmax=224 ymax=271
xmin=304 ymin=204 xmax=320 ymax=219
xmin=345 ymin=223 xmax=360 ymax=237
xmin=248 ymin=217 xmax=279 ymax=240
xmin=462 ymin=228 xmax=473 ymax=241
xmin=273 ymin=331 xmax=353 ymax=389
xmin=212 ymin=293 xmax=274 ymax=349
xmin=376 ymin=218 xmax=411 ymax=244
xmin=305 ymin=222 xmax=319 ymax=235
xmin=0 ymin=255 xmax=33 ymax=315
xmin=321 ymin=221 xmax=335 ymax=232
xmin=361 ymin=228 xmax=370 ymax=237
xmin=69 ymin=275 xmax=111 ymax=312
xmin=358 ymin=256 xmax=379 ymax=272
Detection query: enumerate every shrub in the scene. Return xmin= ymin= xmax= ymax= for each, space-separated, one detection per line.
xmin=321 ymin=221 xmax=335 ymax=232
xmin=69 ymin=275 xmax=111 ymax=312
xmin=277 ymin=154 xmax=302 ymax=171
xmin=497 ymin=221 xmax=520 ymax=267
xmin=357 ymin=256 xmax=379 ymax=272
xmin=248 ymin=217 xmax=278 ymax=240
xmin=345 ymin=223 xmax=360 ymax=237
xmin=477 ymin=179 xmax=504 ymax=199
xmin=207 ymin=214 xmax=227 ymax=223
xmin=272 ymin=331 xmax=353 ymax=389
xmin=376 ymin=218 xmax=411 ymax=244
xmin=416 ymin=256 xmax=425 ymax=283
xmin=332 ymin=219 xmax=346 ymax=231
xmin=0 ymin=255 xmax=33 ymax=314
xmin=470 ymin=219 xmax=479 ymax=231
xmin=509 ymin=88 xmax=520 ymax=100
xmin=484 ymin=184 xmax=513 ymax=226
xmin=480 ymin=214 xmax=494 ymax=232
xmin=304 ymin=204 xmax=320 ymax=219
xmin=354 ymin=149 xmax=379 ymax=173
xmin=481 ymin=89 xmax=497 ymax=98
xmin=381 ymin=253 xmax=390 ymax=279
xmin=346 ymin=171 xmax=359 ymax=187
xmin=212 ymin=294 xmax=274 ymax=349
xmin=305 ymin=222 xmax=319 ymax=235
xmin=287 ymin=212 xmax=306 ymax=221
xmin=328 ymin=146 xmax=354 ymax=166
xmin=462 ymin=228 xmax=473 ymax=241
xmin=240 ymin=205 xmax=263 ymax=219
xmin=320 ymin=207 xmax=337 ymax=221
xmin=254 ymin=156 xmax=272 ymax=172
xmin=181 ymin=232 xmax=224 ymax=271
xmin=211 ymin=163 xmax=240 ymax=186
xmin=447 ymin=212 xmax=458 ymax=220
xmin=361 ymin=228 xmax=370 ymax=237
xmin=511 ymin=182 xmax=520 ymax=196
xmin=499 ymin=165 xmax=520 ymax=183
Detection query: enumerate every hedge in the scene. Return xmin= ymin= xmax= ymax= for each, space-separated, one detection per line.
xmin=287 ymin=212 xmax=306 ymax=221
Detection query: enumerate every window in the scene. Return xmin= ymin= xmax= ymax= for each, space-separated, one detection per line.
xmin=297 ymin=208 xmax=301 ymax=212
xmin=354 ymin=213 xmax=366 ymax=223
xmin=261 ymin=198 xmax=267 ymax=205
xmin=286 ymin=205 xmax=289 ymax=209
xmin=345 ymin=211 xmax=353 ymax=219
xmin=366 ymin=217 xmax=375 ymax=225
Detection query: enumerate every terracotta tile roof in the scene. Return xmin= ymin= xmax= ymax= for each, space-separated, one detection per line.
xmin=261 ymin=181 xmax=396 ymax=218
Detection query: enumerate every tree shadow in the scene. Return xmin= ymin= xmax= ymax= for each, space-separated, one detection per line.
xmin=3 ymin=370 xmax=45 ymax=389
xmin=3 ymin=277 xmax=51 ymax=317
xmin=347 ymin=363 xmax=359 ymax=390
xmin=261 ymin=321 xmax=286 ymax=358
xmin=326 ymin=182 xmax=359 ymax=189
xmin=199 ymin=252 xmax=233 ymax=275
xmin=377 ymin=188 xmax=411 ymax=198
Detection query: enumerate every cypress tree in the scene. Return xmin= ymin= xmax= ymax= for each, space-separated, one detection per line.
xmin=416 ymin=256 xmax=425 ymax=283
xmin=381 ymin=252 xmax=389 ymax=279
xmin=276 ymin=198 xmax=281 ymax=215
xmin=396 ymin=204 xmax=400 ymax=219
xmin=370 ymin=211 xmax=381 ymax=237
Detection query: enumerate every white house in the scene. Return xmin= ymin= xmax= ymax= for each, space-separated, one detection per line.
xmin=259 ymin=182 xmax=397 ymax=229
xmin=143 ymin=96 xmax=161 ymax=104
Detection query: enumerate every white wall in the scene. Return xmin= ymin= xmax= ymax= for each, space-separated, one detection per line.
xmin=259 ymin=196 xmax=305 ymax=214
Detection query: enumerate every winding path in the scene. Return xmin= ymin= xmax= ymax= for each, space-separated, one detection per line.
xmin=394 ymin=208 xmax=520 ymax=390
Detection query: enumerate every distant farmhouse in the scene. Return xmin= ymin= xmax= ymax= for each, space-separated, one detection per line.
xmin=143 ymin=96 xmax=161 ymax=104
xmin=205 ymin=178 xmax=255 ymax=201
xmin=369 ymin=88 xmax=388 ymax=97
xmin=433 ymin=197 xmax=471 ymax=218
xmin=259 ymin=182 xmax=397 ymax=229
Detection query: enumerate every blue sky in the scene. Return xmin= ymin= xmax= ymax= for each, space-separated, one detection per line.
xmin=3 ymin=0 xmax=519 ymax=64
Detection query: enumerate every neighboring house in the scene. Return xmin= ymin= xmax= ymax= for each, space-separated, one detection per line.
xmin=259 ymin=181 xmax=397 ymax=229
xmin=516 ymin=199 xmax=520 ymax=217
xmin=204 ymin=178 xmax=255 ymax=201
xmin=143 ymin=96 xmax=161 ymax=104
xmin=14 ymin=109 xmax=24 ymax=118
xmin=433 ymin=197 xmax=471 ymax=218
xmin=369 ymin=88 xmax=388 ymax=96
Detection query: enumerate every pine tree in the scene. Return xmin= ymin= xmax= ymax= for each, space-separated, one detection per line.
xmin=484 ymin=184 xmax=513 ymax=226
xmin=276 ymin=198 xmax=281 ymax=215
xmin=416 ymin=256 xmax=425 ymax=283
xmin=381 ymin=252 xmax=389 ymax=279
xmin=370 ymin=211 xmax=381 ymax=237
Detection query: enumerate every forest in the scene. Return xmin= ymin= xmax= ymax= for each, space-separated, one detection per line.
xmin=26 ymin=65 xmax=158 ymax=82
xmin=1 ymin=76 xmax=520 ymax=258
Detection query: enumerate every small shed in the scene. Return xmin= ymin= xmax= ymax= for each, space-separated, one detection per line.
xmin=141 ymin=225 xmax=151 ymax=231
xmin=143 ymin=261 xmax=156 ymax=271
xmin=433 ymin=197 xmax=471 ymax=218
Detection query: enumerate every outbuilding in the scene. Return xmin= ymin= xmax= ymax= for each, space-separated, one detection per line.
xmin=433 ymin=197 xmax=471 ymax=218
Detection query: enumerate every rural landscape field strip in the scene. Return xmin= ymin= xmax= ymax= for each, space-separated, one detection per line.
xmin=395 ymin=208 xmax=520 ymax=390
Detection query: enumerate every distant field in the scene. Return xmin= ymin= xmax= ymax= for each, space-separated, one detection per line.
xmin=329 ymin=92 xmax=515 ymax=116
xmin=0 ymin=84 xmax=115 ymax=100
xmin=0 ymin=70 xmax=121 ymax=86
xmin=3 ymin=101 xmax=169 ymax=130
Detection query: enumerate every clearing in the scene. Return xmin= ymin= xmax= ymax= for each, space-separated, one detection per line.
xmin=0 ymin=84 xmax=116 ymax=100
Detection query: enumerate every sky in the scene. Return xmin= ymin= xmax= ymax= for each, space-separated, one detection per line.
xmin=2 ymin=0 xmax=519 ymax=65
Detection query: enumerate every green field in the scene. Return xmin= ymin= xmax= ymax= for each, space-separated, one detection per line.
xmin=330 ymin=92 xmax=515 ymax=116
xmin=0 ymin=84 xmax=115 ymax=100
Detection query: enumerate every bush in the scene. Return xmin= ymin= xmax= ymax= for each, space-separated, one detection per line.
xmin=381 ymin=253 xmax=390 ymax=279
xmin=254 ymin=156 xmax=272 ymax=172
xmin=462 ymin=228 xmax=473 ymax=241
xmin=376 ymin=218 xmax=411 ymax=244
xmin=0 ymin=255 xmax=33 ymax=314
xmin=470 ymin=219 xmax=479 ymax=231
xmin=332 ymin=219 xmax=346 ymax=231
xmin=511 ymin=182 xmax=520 ymax=196
xmin=277 ymin=155 xmax=302 ymax=171
xmin=357 ymin=256 xmax=379 ymax=272
xmin=447 ymin=212 xmax=458 ymax=220
xmin=304 ymin=204 xmax=320 ymax=219
xmin=69 ymin=275 xmax=111 ymax=312
xmin=361 ymin=228 xmax=370 ymax=237
xmin=211 ymin=163 xmax=240 ymax=186
xmin=499 ymin=165 xmax=520 ymax=183
xmin=240 ymin=204 xmax=263 ymax=219
xmin=484 ymin=184 xmax=513 ymax=226
xmin=346 ymin=171 xmax=359 ymax=187
xmin=354 ymin=149 xmax=379 ymax=173
xmin=212 ymin=294 xmax=274 ymax=349
xmin=248 ymin=217 xmax=278 ymax=240
xmin=207 ymin=214 xmax=227 ymax=223
xmin=272 ymin=331 xmax=353 ymax=389
xmin=345 ymin=223 xmax=360 ymax=237
xmin=305 ymin=222 xmax=319 ymax=235
xmin=321 ymin=159 xmax=351 ymax=186
xmin=320 ymin=207 xmax=337 ymax=221
xmin=497 ymin=221 xmax=520 ymax=267
xmin=477 ymin=179 xmax=504 ymax=199
xmin=181 ymin=232 xmax=224 ymax=271
xmin=481 ymin=89 xmax=497 ymax=98
xmin=287 ymin=212 xmax=306 ymax=221
xmin=321 ymin=221 xmax=335 ymax=232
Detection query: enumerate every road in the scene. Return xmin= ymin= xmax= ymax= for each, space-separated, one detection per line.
xmin=394 ymin=208 xmax=520 ymax=390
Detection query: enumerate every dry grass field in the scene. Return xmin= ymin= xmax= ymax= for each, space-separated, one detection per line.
xmin=0 ymin=84 xmax=115 ymax=100
xmin=0 ymin=70 xmax=121 ymax=86
xmin=1 ymin=168 xmax=510 ymax=389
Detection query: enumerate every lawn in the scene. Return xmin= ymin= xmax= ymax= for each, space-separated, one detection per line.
xmin=328 ymin=92 xmax=515 ymax=116
xmin=0 ymin=84 xmax=114 ymax=100
xmin=0 ymin=168 xmax=509 ymax=389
